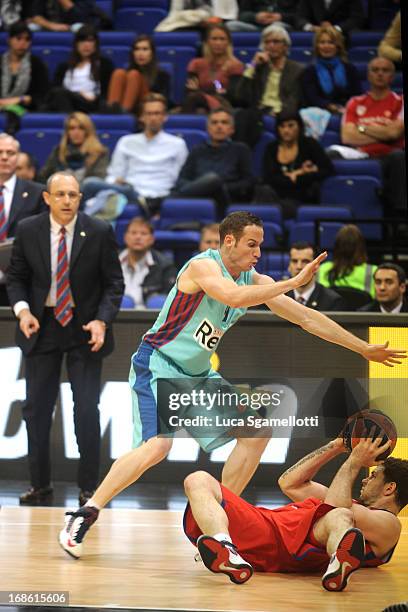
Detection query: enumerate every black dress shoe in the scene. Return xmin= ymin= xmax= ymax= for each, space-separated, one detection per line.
xmin=78 ymin=490 xmax=95 ymax=506
xmin=19 ymin=486 xmax=53 ymax=505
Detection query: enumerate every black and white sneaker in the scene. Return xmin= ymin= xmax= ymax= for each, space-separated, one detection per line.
xmin=197 ymin=535 xmax=253 ymax=584
xmin=322 ymin=528 xmax=365 ymax=592
xmin=59 ymin=506 xmax=99 ymax=559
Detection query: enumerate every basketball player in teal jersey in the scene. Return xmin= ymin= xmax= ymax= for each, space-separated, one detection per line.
xmin=59 ymin=212 xmax=406 ymax=558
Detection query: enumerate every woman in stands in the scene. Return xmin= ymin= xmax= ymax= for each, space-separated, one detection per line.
xmin=182 ymin=24 xmax=244 ymax=113
xmin=44 ymin=24 xmax=114 ymax=113
xmin=300 ymin=26 xmax=361 ymax=114
xmin=0 ymin=22 xmax=49 ymax=133
xmin=261 ymin=110 xmax=334 ymax=218
xmin=39 ymin=112 xmax=109 ymax=184
xmin=106 ymin=34 xmax=171 ymax=113
xmin=318 ymin=224 xmax=377 ymax=297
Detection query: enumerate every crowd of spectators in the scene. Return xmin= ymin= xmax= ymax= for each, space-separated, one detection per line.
xmin=0 ymin=0 xmax=405 ymax=312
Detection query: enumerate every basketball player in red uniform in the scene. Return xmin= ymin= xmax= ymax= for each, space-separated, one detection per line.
xmin=183 ymin=435 xmax=408 ymax=591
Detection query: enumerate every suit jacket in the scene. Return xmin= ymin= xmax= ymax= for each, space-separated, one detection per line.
xmin=358 ymin=299 xmax=408 ymax=313
xmin=6 ymin=211 xmax=124 ymax=357
xmin=6 ymin=177 xmax=46 ymax=238
xmin=142 ymin=249 xmax=177 ymax=303
xmin=295 ymin=0 xmax=365 ymax=33
xmin=287 ymin=283 xmax=346 ymax=311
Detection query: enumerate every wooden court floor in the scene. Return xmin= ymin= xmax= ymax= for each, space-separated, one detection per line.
xmin=0 ymin=506 xmax=407 ymax=612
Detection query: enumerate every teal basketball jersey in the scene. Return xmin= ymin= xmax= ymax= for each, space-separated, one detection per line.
xmin=143 ymin=249 xmax=254 ymax=375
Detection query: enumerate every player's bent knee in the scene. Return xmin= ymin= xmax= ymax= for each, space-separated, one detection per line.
xmin=329 ymin=507 xmax=354 ymax=523
xmin=146 ymin=436 xmax=173 ymax=461
xmin=184 ymin=471 xmax=215 ymax=496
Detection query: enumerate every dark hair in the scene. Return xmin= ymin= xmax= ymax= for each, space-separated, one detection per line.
xmin=8 ymin=21 xmax=32 ymax=40
xmin=290 ymin=241 xmax=316 ymax=256
xmin=375 ymin=263 xmax=406 ymax=284
xmin=19 ymin=151 xmax=38 ymax=170
xmin=219 ymin=211 xmax=263 ymax=243
xmin=126 ymin=216 xmax=154 ymax=234
xmin=275 ymin=111 xmax=305 ymax=140
xmin=207 ymin=107 xmax=235 ymax=125
xmin=129 ymin=35 xmax=158 ymax=88
xmin=329 ymin=224 xmax=367 ymax=284
xmin=69 ymin=25 xmax=101 ymax=83
xmin=382 ymin=457 xmax=408 ymax=510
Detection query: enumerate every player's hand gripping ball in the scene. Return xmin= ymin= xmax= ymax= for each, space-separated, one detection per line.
xmin=342 ymin=409 xmax=397 ymax=461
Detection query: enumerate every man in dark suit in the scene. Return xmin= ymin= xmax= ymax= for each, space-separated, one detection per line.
xmin=6 ymin=171 xmax=124 ymax=506
xmin=359 ymin=263 xmax=408 ymax=313
xmin=287 ymin=241 xmax=345 ymax=310
xmin=0 ymin=133 xmax=45 ymax=305
xmin=295 ymin=0 xmax=365 ymax=36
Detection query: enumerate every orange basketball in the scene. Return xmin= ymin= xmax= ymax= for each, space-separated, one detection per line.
xmin=342 ymin=409 xmax=397 ymax=460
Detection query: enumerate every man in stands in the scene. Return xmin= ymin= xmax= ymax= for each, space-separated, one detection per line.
xmin=359 ymin=263 xmax=407 ymax=313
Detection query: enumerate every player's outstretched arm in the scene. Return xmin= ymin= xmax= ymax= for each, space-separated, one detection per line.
xmin=278 ymin=438 xmax=346 ymax=502
xmin=180 ymin=254 xmax=327 ymax=309
xmin=256 ymin=277 xmax=406 ymax=366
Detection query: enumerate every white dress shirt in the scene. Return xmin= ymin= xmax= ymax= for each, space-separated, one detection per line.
xmin=106 ymin=131 xmax=189 ymax=198
xmin=294 ymin=282 xmax=316 ymax=305
xmin=2 ymin=173 xmax=17 ymax=221
xmin=119 ymin=248 xmax=154 ymax=307
xmin=14 ymin=214 xmax=77 ymax=317
xmin=380 ymin=301 xmax=404 ymax=314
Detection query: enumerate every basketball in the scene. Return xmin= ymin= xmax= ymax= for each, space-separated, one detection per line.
xmin=342 ymin=409 xmax=397 ymax=460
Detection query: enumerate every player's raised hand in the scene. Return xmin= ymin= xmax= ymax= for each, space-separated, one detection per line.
xmin=350 ymin=430 xmax=392 ymax=467
xmin=361 ymin=341 xmax=407 ymax=367
xmin=292 ymin=251 xmax=328 ymax=289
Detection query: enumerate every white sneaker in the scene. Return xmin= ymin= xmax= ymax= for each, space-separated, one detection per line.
xmin=197 ymin=535 xmax=253 ymax=584
xmin=58 ymin=506 xmax=99 ymax=559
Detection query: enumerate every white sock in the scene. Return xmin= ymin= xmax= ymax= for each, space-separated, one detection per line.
xmin=213 ymin=532 xmax=232 ymax=544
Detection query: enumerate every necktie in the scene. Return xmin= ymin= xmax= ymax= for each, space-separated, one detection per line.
xmin=0 ymin=185 xmax=7 ymax=242
xmin=297 ymin=296 xmax=305 ymax=305
xmin=54 ymin=227 xmax=73 ymax=326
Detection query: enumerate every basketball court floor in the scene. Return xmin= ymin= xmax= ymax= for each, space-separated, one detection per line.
xmin=0 ymin=486 xmax=407 ymax=612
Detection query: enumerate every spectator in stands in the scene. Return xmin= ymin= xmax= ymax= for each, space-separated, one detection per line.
xmin=81 ymin=94 xmax=189 ymax=216
xmin=339 ymin=57 xmax=405 ymax=214
xmin=227 ymin=0 xmax=298 ymax=32
xmin=43 ymin=25 xmax=114 ymax=113
xmin=0 ymin=133 xmax=45 ymax=305
xmin=173 ymin=108 xmax=254 ymax=217
xmin=199 ymin=223 xmax=220 ymax=251
xmin=155 ymin=0 xmax=238 ymax=32
xmin=300 ymin=26 xmax=361 ymax=114
xmin=39 ymin=112 xmax=109 ymax=185
xmin=261 ymin=111 xmax=334 ymax=218
xmin=318 ymin=224 xmax=377 ymax=297
xmin=378 ymin=10 xmax=401 ymax=70
xmin=183 ymin=24 xmax=244 ymax=114
xmin=107 ymin=35 xmax=171 ymax=114
xmin=0 ymin=22 xmax=49 ymax=134
xmin=231 ymin=25 xmax=304 ymax=147
xmin=119 ymin=217 xmax=177 ymax=308
xmin=286 ymin=241 xmax=345 ymax=310
xmin=1 ymin=1 xmax=33 ymax=31
xmin=16 ymin=152 xmax=38 ymax=182
xmin=27 ymin=0 xmax=110 ymax=32
xmin=359 ymin=263 xmax=407 ymax=313
xmin=294 ymin=0 xmax=365 ymax=38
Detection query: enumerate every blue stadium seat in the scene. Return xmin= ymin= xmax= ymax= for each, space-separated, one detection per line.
xmin=158 ymin=198 xmax=216 ymax=229
xmin=121 ymin=295 xmax=135 ymax=309
xmin=164 ymin=115 xmax=207 ymax=131
xmin=154 ymin=32 xmax=200 ymax=48
xmin=350 ymin=31 xmax=384 ymax=47
xmin=98 ymin=130 xmax=130 ymax=153
xmin=321 ymin=175 xmax=383 ymax=239
xmin=21 ymin=114 xmax=65 ymax=129
xmin=263 ymin=115 xmax=276 ymax=134
xmin=354 ymin=62 xmax=369 ymax=79
xmin=103 ymin=46 xmax=129 ymax=69
xmin=333 ymin=159 xmax=381 ymax=179
xmin=114 ymin=7 xmax=167 ymax=32
xmin=145 ymin=293 xmax=167 ymax=309
xmin=91 ymin=114 xmax=135 ymax=131
xmin=118 ymin=204 xmax=144 ymax=220
xmin=257 ymin=252 xmax=289 ymax=274
xmin=264 ymin=269 xmax=286 ymax=280
xmin=297 ymin=205 xmax=352 ymax=222
xmin=17 ymin=129 xmax=61 ymax=166
xmin=153 ymin=230 xmax=201 ymax=259
xmin=290 ymin=32 xmax=314 ymax=47
xmin=32 ymin=45 xmax=70 ymax=79
xmin=156 ymin=46 xmax=197 ymax=103
xmin=252 ymin=131 xmax=275 ymax=176
xmin=320 ymin=130 xmax=340 ymax=147
xmin=289 ymin=221 xmax=345 ymax=249
xmin=232 ymin=33 xmax=260 ymax=47
xmin=166 ymin=128 xmax=207 ymax=151
xmin=289 ymin=47 xmax=313 ymax=63
xmin=226 ymin=204 xmax=282 ymax=224
xmin=160 ymin=61 xmax=175 ymax=102
xmin=235 ymin=48 xmax=257 ymax=63
xmin=348 ymin=47 xmax=377 ymax=62
xmin=262 ymin=222 xmax=284 ymax=248
xmin=119 ymin=0 xmax=169 ymax=7
xmin=115 ymin=219 xmax=128 ymax=247
xmin=95 ymin=0 xmax=113 ymax=17
xmin=0 ymin=114 xmax=6 ymax=131
xmin=31 ymin=32 xmax=73 ymax=46
xmin=327 ymin=115 xmax=341 ymax=132
xmin=100 ymin=32 xmax=135 ymax=46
